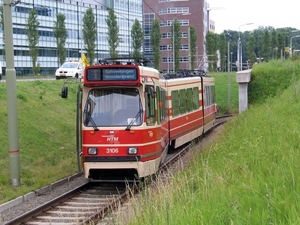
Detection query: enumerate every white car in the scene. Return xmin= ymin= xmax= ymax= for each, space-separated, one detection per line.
xmin=55 ymin=61 xmax=84 ymax=80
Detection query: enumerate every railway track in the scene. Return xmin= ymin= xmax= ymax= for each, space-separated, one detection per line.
xmin=4 ymin=183 xmax=133 ymax=225
xmin=3 ymin=115 xmax=232 ymax=225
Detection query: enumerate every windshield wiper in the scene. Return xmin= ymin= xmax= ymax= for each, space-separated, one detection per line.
xmin=125 ymin=109 xmax=142 ymax=130
xmin=84 ymin=98 xmax=99 ymax=131
xmin=88 ymin=114 xmax=99 ymax=131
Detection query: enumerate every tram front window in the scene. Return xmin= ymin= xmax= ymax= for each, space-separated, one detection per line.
xmin=84 ymin=88 xmax=143 ymax=127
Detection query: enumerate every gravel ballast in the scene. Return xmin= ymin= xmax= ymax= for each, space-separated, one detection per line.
xmin=0 ymin=173 xmax=87 ymax=223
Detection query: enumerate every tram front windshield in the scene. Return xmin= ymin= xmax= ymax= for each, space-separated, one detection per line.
xmin=84 ymin=88 xmax=142 ymax=127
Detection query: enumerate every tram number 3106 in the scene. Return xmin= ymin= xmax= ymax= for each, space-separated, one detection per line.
xmin=106 ymin=148 xmax=119 ymax=154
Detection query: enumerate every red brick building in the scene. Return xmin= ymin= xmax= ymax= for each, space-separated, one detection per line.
xmin=143 ymin=0 xmax=207 ymax=73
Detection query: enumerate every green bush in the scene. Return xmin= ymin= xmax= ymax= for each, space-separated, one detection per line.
xmin=249 ymin=59 xmax=300 ymax=104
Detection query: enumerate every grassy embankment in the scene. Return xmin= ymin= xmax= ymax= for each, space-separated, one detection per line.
xmin=117 ymin=60 xmax=300 ymax=224
xmin=0 ymin=80 xmax=79 ymax=204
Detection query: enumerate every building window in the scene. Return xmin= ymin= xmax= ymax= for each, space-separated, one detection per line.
xmin=158 ymin=7 xmax=189 ymax=15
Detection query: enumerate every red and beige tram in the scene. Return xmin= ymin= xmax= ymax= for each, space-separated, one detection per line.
xmin=61 ymin=59 xmax=217 ymax=182
xmin=162 ymin=72 xmax=216 ymax=150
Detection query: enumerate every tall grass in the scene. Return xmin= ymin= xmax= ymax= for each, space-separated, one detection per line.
xmin=123 ymin=73 xmax=300 ymax=224
xmin=0 ymin=80 xmax=79 ymax=203
xmin=210 ymin=72 xmax=239 ymax=114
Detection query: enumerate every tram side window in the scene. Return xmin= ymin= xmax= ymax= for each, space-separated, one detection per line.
xmin=179 ymin=89 xmax=186 ymax=114
xmin=157 ymin=87 xmax=167 ymax=122
xmin=186 ymin=88 xmax=193 ymax=112
xmin=145 ymin=85 xmax=156 ymax=125
xmin=171 ymin=90 xmax=179 ymax=117
xmin=193 ymin=87 xmax=199 ymax=109
xmin=205 ymin=86 xmax=215 ymax=106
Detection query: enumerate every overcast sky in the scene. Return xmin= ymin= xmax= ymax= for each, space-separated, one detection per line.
xmin=208 ymin=0 xmax=300 ymax=33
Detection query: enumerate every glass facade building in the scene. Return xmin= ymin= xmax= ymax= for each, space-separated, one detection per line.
xmin=0 ymin=0 xmax=143 ymax=76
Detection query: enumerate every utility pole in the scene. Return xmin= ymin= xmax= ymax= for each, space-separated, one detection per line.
xmin=3 ymin=0 xmax=20 ymax=186
xmin=227 ymin=41 xmax=231 ymax=110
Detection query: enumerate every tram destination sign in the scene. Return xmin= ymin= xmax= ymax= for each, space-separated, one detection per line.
xmin=86 ymin=68 xmax=137 ymax=81
xmin=103 ymin=68 xmax=137 ymax=81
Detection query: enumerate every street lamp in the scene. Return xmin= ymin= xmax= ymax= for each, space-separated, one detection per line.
xmin=196 ymin=46 xmax=198 ymax=69
xmin=230 ymin=52 xmax=233 ymax=72
xmin=237 ymin=23 xmax=253 ymax=71
xmin=227 ymin=41 xmax=231 ymax=110
xmin=172 ymin=13 xmax=190 ymax=73
xmin=289 ymin=35 xmax=300 ymax=56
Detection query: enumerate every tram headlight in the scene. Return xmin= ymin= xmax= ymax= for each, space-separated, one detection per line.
xmin=88 ymin=147 xmax=98 ymax=155
xmin=128 ymin=147 xmax=138 ymax=155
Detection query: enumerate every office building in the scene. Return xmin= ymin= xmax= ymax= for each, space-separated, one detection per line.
xmin=0 ymin=0 xmax=142 ymax=75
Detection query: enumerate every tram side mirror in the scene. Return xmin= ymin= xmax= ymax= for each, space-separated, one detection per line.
xmin=150 ymin=87 xmax=155 ymax=98
xmin=61 ymin=86 xmax=68 ymax=98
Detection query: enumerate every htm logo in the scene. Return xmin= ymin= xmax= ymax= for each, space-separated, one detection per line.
xmin=106 ymin=136 xmax=119 ymax=142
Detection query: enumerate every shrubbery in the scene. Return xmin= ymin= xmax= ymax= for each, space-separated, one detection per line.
xmin=249 ymin=59 xmax=300 ymax=104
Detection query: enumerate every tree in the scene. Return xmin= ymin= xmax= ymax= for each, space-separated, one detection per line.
xmin=247 ymin=35 xmax=256 ymax=65
xmin=83 ymin=8 xmax=97 ymax=64
xmin=53 ymin=13 xmax=67 ymax=66
xmin=271 ymin=29 xmax=278 ymax=59
xmin=131 ymin=19 xmax=144 ymax=59
xmin=189 ymin=25 xmax=197 ymax=70
xmin=277 ymin=32 xmax=284 ymax=59
xmin=150 ymin=19 xmax=161 ymax=70
xmin=25 ymin=9 xmax=40 ymax=75
xmin=257 ymin=35 xmax=264 ymax=61
xmin=105 ymin=8 xmax=119 ymax=58
xmin=205 ymin=31 xmax=217 ymax=72
xmin=221 ymin=30 xmax=238 ymax=70
xmin=263 ymin=29 xmax=270 ymax=62
xmin=218 ymin=33 xmax=226 ymax=71
xmin=171 ymin=19 xmax=181 ymax=72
